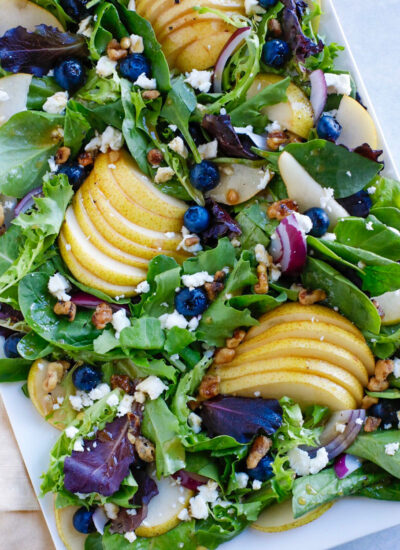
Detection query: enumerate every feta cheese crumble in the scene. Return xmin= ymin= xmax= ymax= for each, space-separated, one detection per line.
xmin=124 ymin=531 xmax=137 ymax=543
xmin=134 ymin=73 xmax=157 ymax=90
xmin=266 ymin=120 xmax=282 ymax=133
xmin=188 ymin=412 xmax=202 ymax=434
xmin=129 ymin=34 xmax=144 ymax=53
xmin=77 ymin=16 xmax=93 ymax=38
xmin=254 ymin=243 xmax=269 ymax=264
xmin=117 ymin=395 xmax=134 ymax=417
xmin=335 ymin=422 xmax=346 ymax=433
xmin=48 ymin=273 xmax=71 ymax=301
xmin=393 ymin=358 xmax=400 ymax=378
xmin=189 ymin=481 xmax=219 ymax=520
xmin=245 ymin=0 xmax=265 ymax=16
xmin=65 ymin=426 xmax=79 ymax=439
xmin=177 ymin=226 xmax=203 ymax=254
xmin=168 ymin=136 xmax=188 ymax=159
xmin=135 ymin=376 xmax=168 ymax=400
xmin=85 ymin=127 xmax=124 ymax=153
xmin=43 ymin=91 xmax=68 ymax=114
xmin=154 ymin=166 xmax=175 ymax=183
xmin=367 ymin=186 xmax=376 ymax=195
xmin=288 ymin=447 xmax=329 ymax=476
xmin=73 ymin=438 xmax=85 ymax=452
xmin=135 ymin=280 xmax=150 ymax=294
xmin=96 ymin=56 xmax=117 ymax=78
xmin=252 ymin=479 xmax=262 ymax=490
xmin=366 ymin=221 xmax=374 ymax=231
xmin=104 ymin=503 xmax=120 ymax=520
xmin=198 ymin=140 xmax=218 ymax=160
xmin=88 ymin=383 xmax=111 ymax=401
xmin=235 ymin=472 xmax=249 ymax=489
xmin=184 ymin=69 xmax=213 ymax=93
xmin=257 ymin=169 xmax=271 ymax=190
xmin=127 ymin=0 xmax=136 ymax=9
xmin=385 ymin=442 xmax=400 ymax=456
xmin=177 ymin=508 xmax=190 ymax=521
xmin=293 ymin=212 xmax=313 ymax=234
xmin=320 ymin=187 xmax=335 ymax=211
xmin=159 ymin=310 xmax=188 ymax=330
xmin=324 ymin=73 xmax=352 ymax=96
xmin=181 ymin=271 xmax=213 ymax=289
xmin=106 ymin=393 xmax=119 ymax=408
xmin=111 ymin=309 xmax=131 ymax=339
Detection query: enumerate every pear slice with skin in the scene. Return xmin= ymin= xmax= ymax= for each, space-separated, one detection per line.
xmin=245 ymin=303 xmax=362 ymax=340
xmin=278 ymin=151 xmax=349 ymax=228
xmin=239 ymin=320 xmax=375 ymax=374
xmin=172 ymin=32 xmax=233 ymax=72
xmin=0 ymin=74 xmax=32 ymax=126
xmin=161 ymin=19 xmax=230 ymax=58
xmin=372 ymin=290 xmax=400 ymax=326
xmin=336 ymin=95 xmax=378 ymax=150
xmin=207 ymin=164 xmax=273 ymax=205
xmin=55 ymin=504 xmax=86 ymax=550
xmin=0 ymin=0 xmax=64 ymax=34
xmin=226 ymin=339 xmax=369 ymax=386
xmin=156 ymin=11 xmax=236 ymax=41
xmin=221 ymin=371 xmax=357 ymax=410
xmin=214 ymin=357 xmax=364 ymax=404
xmin=59 ymin=233 xmax=137 ymax=297
xmin=252 ymin=499 xmax=333 ymax=533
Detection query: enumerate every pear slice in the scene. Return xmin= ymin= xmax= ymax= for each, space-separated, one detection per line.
xmin=161 ymin=19 xmax=229 ymax=59
xmin=0 ymin=73 xmax=32 ymax=126
xmin=207 ymin=164 xmax=273 ymax=205
xmin=172 ymin=32 xmax=233 ymax=72
xmin=0 ymin=0 xmax=64 ymax=34
xmin=278 ymin=151 xmax=349 ymax=228
xmin=55 ymin=504 xmax=86 ymax=550
xmin=372 ymin=290 xmax=400 ymax=326
xmin=336 ymin=95 xmax=378 ymax=150
xmin=220 ymin=371 xmax=357 ymax=410
xmin=252 ymin=499 xmax=333 ymax=533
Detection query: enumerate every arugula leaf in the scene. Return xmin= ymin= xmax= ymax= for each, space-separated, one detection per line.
xmin=0 ymin=358 xmax=31 ymax=382
xmin=284 ymin=140 xmax=382 ymax=198
xmin=27 ymin=76 xmax=62 ymax=110
xmin=64 ymin=105 xmax=91 ymax=156
xmin=120 ymin=317 xmax=165 ymax=350
xmin=0 ymin=111 xmax=64 ymax=197
xmin=183 ymin=238 xmax=236 ymax=275
xmin=348 ymin=431 xmax=400 ymax=478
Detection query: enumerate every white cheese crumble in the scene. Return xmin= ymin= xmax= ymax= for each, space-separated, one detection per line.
xmin=129 ymin=34 xmax=144 ymax=53
xmin=124 ymin=531 xmax=137 ymax=543
xmin=198 ymin=140 xmax=218 ymax=160
xmin=85 ymin=127 xmax=124 ymax=153
xmin=136 ymin=376 xmax=168 ymax=400
xmin=245 ymin=0 xmax=265 ymax=16
xmin=159 ymin=310 xmax=188 ymax=330
xmin=320 ymin=187 xmax=335 ymax=211
xmin=104 ymin=503 xmax=120 ymax=520
xmin=77 ymin=16 xmax=93 ymax=38
xmin=135 ymin=280 xmax=150 ymax=294
xmin=73 ymin=438 xmax=85 ymax=452
xmin=134 ymin=72 xmax=157 ymax=89
xmin=236 ymin=472 xmax=249 ymax=489
xmin=0 ymin=90 xmax=9 ymax=102
xmin=106 ymin=393 xmax=119 ymax=408
xmin=257 ymin=169 xmax=271 ymax=190
xmin=88 ymin=383 xmax=111 ymax=401
xmin=117 ymin=394 xmax=134 ymax=417
xmin=127 ymin=0 xmax=136 ymax=10
xmin=188 ymin=315 xmax=200 ymax=332
xmin=321 ymin=232 xmax=337 ymax=241
xmin=182 ymin=271 xmax=213 ymax=289
xmin=335 ymin=422 xmax=346 ymax=433
xmin=266 ymin=120 xmax=282 ymax=133
xmin=188 ymin=412 xmax=202 ymax=434
xmin=189 ymin=481 xmax=219 ymax=520
xmin=288 ymin=447 xmax=329 ymax=476
xmin=48 ymin=156 xmax=58 ymax=173
xmin=324 ymin=73 xmax=352 ymax=96
xmin=111 ymin=309 xmax=131 ymax=339
xmin=366 ymin=221 xmax=374 ymax=231
xmin=65 ymin=426 xmax=79 ymax=439
xmin=184 ymin=69 xmax=213 ymax=93
xmin=177 ymin=508 xmax=190 ymax=521
xmin=252 ymin=479 xmax=262 ymax=490
xmin=367 ymin=186 xmax=376 ymax=195
xmin=393 ymin=358 xmax=400 ymax=378
xmin=355 ymin=418 xmax=364 ymax=425
xmin=293 ymin=212 xmax=313 ymax=234
xmin=154 ymin=166 xmax=175 ymax=183
xmin=385 ymin=442 xmax=400 ymax=456
xmin=133 ymin=390 xmax=146 ymax=404
xmin=43 ymin=91 xmax=68 ymax=114
xmin=96 ymin=56 xmax=117 ymax=78
xmin=168 ymin=136 xmax=188 ymax=159
xmin=254 ymin=243 xmax=269 ymax=264
xmin=48 ymin=273 xmax=71 ymax=302
xmin=177 ymin=226 xmax=203 ymax=254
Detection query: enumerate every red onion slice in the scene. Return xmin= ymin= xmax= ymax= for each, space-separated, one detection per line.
xmin=310 ymin=69 xmax=327 ymax=122
xmin=213 ymin=27 xmax=251 ymax=93
xmin=14 ymin=186 xmax=43 ymax=217
xmin=71 ymin=292 xmax=129 ymax=312
xmin=172 ymin=470 xmax=208 ymax=491
xmin=270 ymin=213 xmax=307 ymax=274
xmin=334 ymin=454 xmax=363 ymax=479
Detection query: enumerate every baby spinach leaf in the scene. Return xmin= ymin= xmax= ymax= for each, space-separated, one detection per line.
xmin=18 ymin=331 xmax=55 ymax=360
xmin=120 ymin=317 xmax=165 ymax=350
xmin=366 ymin=324 xmax=400 ymax=360
xmin=348 ymin=431 xmax=400 ymax=479
xmin=27 ymin=76 xmax=62 ymax=110
xmin=284 ymin=140 xmax=382 ymax=198
xmin=0 ymin=358 xmax=31 ymax=382
xmin=370 ymin=175 xmax=400 ymax=208
xmin=89 ymin=2 xmax=127 ymax=59
xmin=68 ymin=99 xmax=124 ymax=132
xmin=183 ymin=238 xmax=236 ymax=275
xmin=357 ymin=480 xmax=400 ymax=501
xmin=370 ymin=207 xmax=400 ymax=231
xmin=30 ymin=0 xmax=73 ymax=27
xmin=228 ymin=292 xmax=287 ymax=317
xmin=64 ymin=105 xmax=91 ymax=156
xmin=307 ymin=236 xmax=364 ymax=274
xmin=237 ymin=202 xmax=276 ymax=250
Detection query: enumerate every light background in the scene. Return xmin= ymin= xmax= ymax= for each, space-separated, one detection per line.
xmin=333 ymin=4 xmax=400 ymax=549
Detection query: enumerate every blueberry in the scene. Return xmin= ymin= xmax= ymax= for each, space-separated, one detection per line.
xmin=4 ymin=333 xmax=23 ymax=358
xmin=370 ymin=399 xmax=400 ymax=427
xmin=60 ymin=0 xmax=92 ymax=20
xmin=317 ymin=114 xmax=342 ymax=142
xmin=175 ymin=288 xmax=208 ymax=317
xmin=262 ymin=39 xmax=291 ymax=69
xmin=247 ymin=455 xmax=274 ymax=482
xmin=72 ymin=365 xmax=102 ymax=392
xmin=58 ymin=162 xmax=87 ymax=189
xmin=189 ymin=161 xmax=220 ymax=192
xmin=72 ymin=507 xmax=96 ymax=534
xmin=337 ymin=190 xmax=372 ymax=218
xmin=54 ymin=57 xmax=86 ymax=93
xmin=119 ymin=54 xmax=151 ymax=83
xmin=304 ymin=207 xmax=330 ymax=238
xmin=259 ymin=0 xmax=279 ymax=7
xmin=184 ymin=206 xmax=211 ymax=233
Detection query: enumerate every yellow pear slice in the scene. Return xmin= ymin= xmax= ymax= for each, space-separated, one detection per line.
xmin=161 ymin=19 xmax=230 ymax=58
xmin=172 ymin=32 xmax=233 ymax=72
xmin=336 ymin=95 xmax=378 ymax=150
xmin=220 ymin=371 xmax=357 ymax=410
xmin=55 ymin=504 xmax=86 ymax=550
xmin=136 ymin=477 xmax=193 ymax=537
xmin=59 ymin=233 xmax=137 ymax=297
xmin=278 ymin=151 xmax=349 ymax=228
xmin=156 ymin=11 xmax=235 ymax=41
xmin=225 ymin=339 xmax=369 ymax=386
xmin=28 ymin=359 xmax=68 ymax=430
xmin=245 ymin=303 xmax=362 ymax=340
xmin=240 ymin=320 xmax=375 ymax=374
xmin=252 ymin=499 xmax=333 ymax=533
xmin=0 ymin=0 xmax=64 ymax=34
xmin=247 ymin=74 xmax=314 ymax=139
xmin=0 ymin=73 xmax=32 ymax=126
xmin=61 ymin=208 xmax=147 ymax=287
xmin=214 ymin=357 xmax=363 ymax=404
xmin=207 ymin=164 xmax=273 ymax=205
xmin=372 ymin=290 xmax=400 ymax=326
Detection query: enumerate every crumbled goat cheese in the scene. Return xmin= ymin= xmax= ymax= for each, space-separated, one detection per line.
xmin=384 ymin=424 xmax=393 ymax=430
xmin=136 ymin=376 xmax=168 ymax=400
xmin=320 ymin=187 xmax=335 ymax=210
xmin=366 ymin=221 xmax=374 ymax=231
xmin=100 ymin=126 xmax=124 ymax=153
xmin=48 ymin=273 xmax=71 ymax=302
xmin=335 ymin=422 xmax=346 ymax=433
xmin=77 ymin=16 xmax=93 ymax=37
xmin=69 ymin=394 xmax=84 ymax=411
xmin=136 ymin=280 xmax=150 ymax=294
xmin=104 ymin=503 xmax=120 ymax=520
xmin=257 ymin=169 xmax=271 ymax=190
xmin=184 ymin=69 xmax=213 ymax=93
xmin=177 ymin=226 xmax=203 ymax=254
xmin=266 ymin=120 xmax=282 ymax=133
xmin=357 ymin=261 xmax=366 ymax=269
xmin=117 ymin=395 xmax=134 ymax=417
xmin=324 ymin=73 xmax=352 ymax=96
xmin=367 ymin=186 xmax=376 ymax=195
xmin=0 ymin=90 xmax=9 ymax=102
xmin=159 ymin=310 xmax=188 ymax=330
xmin=245 ymin=0 xmax=265 ymax=16
xmin=252 ymin=479 xmax=262 ymax=490
xmin=178 ymin=508 xmax=191 ymax=521
xmin=254 ymin=243 xmax=269 ymax=264
xmin=155 ymin=167 xmax=175 ymax=183
xmin=134 ymin=73 xmax=157 ymax=89
xmin=129 ymin=34 xmax=144 ymax=53
xmin=43 ymin=91 xmax=68 ymax=114
xmin=65 ymin=426 xmax=79 ymax=439
xmin=106 ymin=393 xmax=120 ymax=408
xmin=88 ymin=383 xmax=110 ymax=401
xmin=270 ymin=264 xmax=282 ymax=282
xmin=288 ymin=447 xmax=329 ymax=476
xmin=188 ymin=316 xmax=200 ymax=332
xmin=112 ymin=309 xmax=131 ymax=339
xmin=199 ymin=481 xmax=219 ymax=503
xmin=198 ymin=140 xmax=218 ymax=160
xmin=189 ymin=495 xmax=209 ymax=519
xmin=236 ymin=472 xmax=249 ymax=489
xmin=169 ymin=124 xmax=178 ymax=132
xmin=188 ymin=412 xmax=202 ymax=434
xmin=393 ymin=358 xmax=400 ymax=378
xmin=48 ymin=156 xmax=58 ymax=173
xmin=168 ymin=136 xmax=188 ymax=159
xmin=73 ymin=438 xmax=85 ymax=452
xmin=96 ymin=56 xmax=117 ymax=78
xmin=182 ymin=271 xmax=213 ymax=289
xmin=355 ymin=418 xmax=364 ymax=425
xmin=385 ymin=442 xmax=400 ymax=456
xmin=322 ymin=232 xmax=337 ymax=241
xmin=293 ymin=212 xmax=313 ymax=234
xmin=124 ymin=532 xmax=137 ymax=543
xmin=128 ymin=0 xmax=136 ymax=9
xmin=231 ymin=238 xmax=241 ymax=248
xmin=126 ymin=509 xmax=137 ymax=516
xmin=133 ymin=390 xmax=146 ymax=404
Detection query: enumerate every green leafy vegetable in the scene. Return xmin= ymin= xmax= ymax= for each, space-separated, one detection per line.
xmin=0 ymin=358 xmax=31 ymax=382
xmin=120 ymin=317 xmax=165 ymax=350
xmin=348 ymin=431 xmax=400 ymax=479
xmin=183 ymin=238 xmax=236 ymax=276
xmin=27 ymin=76 xmax=62 ymax=110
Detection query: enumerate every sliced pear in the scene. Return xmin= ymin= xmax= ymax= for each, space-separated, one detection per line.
xmin=136 ymin=476 xmax=193 ymax=537
xmin=55 ymin=504 xmax=86 ymax=550
xmin=172 ymin=32 xmax=233 ymax=72
xmin=214 ymin=357 xmax=363 ymax=403
xmin=161 ymin=19 xmax=229 ymax=58
xmin=278 ymin=151 xmax=349 ymax=228
xmin=372 ymin=290 xmax=400 ymax=326
xmin=252 ymin=499 xmax=333 ymax=533
xmin=336 ymin=95 xmax=378 ymax=150
xmin=207 ymin=164 xmax=273 ymax=205
xmin=247 ymin=74 xmax=314 ymax=139
xmin=246 ymin=303 xmax=362 ymax=340
xmin=0 ymin=0 xmax=64 ymax=34
xmin=0 ymin=73 xmax=32 ymax=126
xmin=227 ymin=339 xmax=369 ymax=386
xmin=156 ymin=11 xmax=235 ymax=41
xmin=59 ymin=233 xmax=137 ymax=297
xmin=220 ymin=371 xmax=357 ymax=410
xmin=27 ymin=359 xmax=68 ymax=430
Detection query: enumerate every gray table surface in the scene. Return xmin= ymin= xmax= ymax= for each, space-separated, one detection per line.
xmin=331 ymin=3 xmax=400 ymax=548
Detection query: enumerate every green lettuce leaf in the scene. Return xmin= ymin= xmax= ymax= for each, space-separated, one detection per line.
xmin=348 ymin=430 xmax=400 ymax=479
xmin=0 ymin=358 xmax=31 ymax=382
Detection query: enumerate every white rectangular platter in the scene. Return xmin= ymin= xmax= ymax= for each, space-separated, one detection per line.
xmin=2 ymin=1 xmax=400 ymax=549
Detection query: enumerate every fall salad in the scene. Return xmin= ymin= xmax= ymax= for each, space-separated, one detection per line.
xmin=2 ymin=0 xmax=400 ymax=548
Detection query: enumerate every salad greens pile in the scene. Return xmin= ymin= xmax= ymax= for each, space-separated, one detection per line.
xmin=1 ymin=0 xmax=400 ymax=549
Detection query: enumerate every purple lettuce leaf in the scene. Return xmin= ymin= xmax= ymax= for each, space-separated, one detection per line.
xmin=281 ymin=1 xmax=324 ymax=61
xmin=201 ymin=199 xmax=241 ymax=244
xmin=0 ymin=303 xmax=23 ymax=322
xmin=353 ymin=143 xmax=384 ymax=165
xmin=0 ymin=25 xmax=88 ymax=76
xmin=200 ymin=396 xmax=283 ymax=443
xmin=201 ymin=114 xmax=259 ymax=160
xmin=64 ymin=416 xmax=135 ymax=497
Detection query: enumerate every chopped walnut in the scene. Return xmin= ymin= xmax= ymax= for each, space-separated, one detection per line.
xmin=214 ymin=270 xmax=226 ymax=283
xmin=254 ymin=263 xmax=268 ymax=295
xmin=53 ymin=300 xmax=76 ymax=322
xmin=198 ymin=374 xmax=220 ymax=400
xmin=267 ymin=130 xmax=289 ymax=151
xmin=147 ymin=148 xmax=164 ymax=166
xmin=135 ymin=435 xmax=155 ymax=462
xmin=246 ymin=435 xmax=272 ymax=469
xmin=78 ymin=151 xmax=94 ymax=167
xmin=367 ymin=377 xmax=389 ymax=392
xmin=204 ymin=281 xmax=224 ymax=301
xmin=226 ymin=329 xmax=246 ymax=349
xmin=185 ymin=235 xmax=200 ymax=247
xmin=120 ymin=36 xmax=131 ymax=50
xmin=213 ymin=347 xmax=236 ymax=364
xmin=142 ymin=90 xmax=160 ymax=100
xmin=267 ymin=18 xmax=282 ymax=37
xmin=55 ymin=146 xmax=71 ymax=164
xmin=298 ymin=288 xmax=327 ymax=305
xmin=92 ymin=302 xmax=113 ymax=329
xmin=42 ymin=361 xmax=65 ymax=392
xmin=226 ymin=189 xmax=240 ymax=205
xmin=107 ymin=39 xmax=128 ymax=61
xmin=361 ymin=395 xmax=379 ymax=410
xmin=267 ymin=199 xmax=298 ymax=221
xmin=111 ymin=374 xmax=135 ymax=395
xmin=364 ymin=416 xmax=381 ymax=432
xmin=374 ymin=359 xmax=394 ymax=382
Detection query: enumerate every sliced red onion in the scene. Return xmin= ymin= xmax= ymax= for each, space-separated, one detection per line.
xmin=270 ymin=213 xmax=307 ymax=274
xmin=213 ymin=27 xmax=251 ymax=93
xmin=93 ymin=507 xmax=108 ymax=535
xmin=172 ymin=470 xmax=208 ymax=491
xmin=71 ymin=292 xmax=129 ymax=312
xmin=334 ymin=454 xmax=363 ymax=479
xmin=14 ymin=186 xmax=43 ymax=217
xmin=234 ymin=125 xmax=267 ymax=149
xmin=310 ymin=69 xmax=327 ymax=122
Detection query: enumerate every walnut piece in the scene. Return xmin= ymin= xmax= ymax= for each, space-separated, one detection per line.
xmin=266 ymin=130 xmax=289 ymax=151
xmin=107 ymin=39 xmax=128 ymax=61
xmin=42 ymin=361 xmax=65 ymax=392
xmin=147 ymin=148 xmax=164 ymax=166
xmin=364 ymin=416 xmax=382 ymax=432
xmin=367 ymin=377 xmax=389 ymax=392
xmin=298 ymin=288 xmax=327 ymax=305
xmin=78 ymin=151 xmax=94 ymax=167
xmin=198 ymin=374 xmax=220 ymax=400
xmin=204 ymin=281 xmax=224 ymax=301
xmin=361 ymin=395 xmax=379 ymax=410
xmin=246 ymin=435 xmax=272 ymax=469
xmin=267 ymin=18 xmax=282 ymax=37
xmin=92 ymin=302 xmax=113 ymax=329
xmin=226 ymin=329 xmax=246 ymax=350
xmin=55 ymin=146 xmax=71 ymax=164
xmin=142 ymin=90 xmax=160 ymax=100
xmin=267 ymin=199 xmax=298 ymax=221
xmin=135 ymin=435 xmax=155 ymax=462
xmin=374 ymin=359 xmax=394 ymax=382
xmin=254 ymin=262 xmax=268 ymax=295
xmin=213 ymin=348 xmax=236 ymax=365
xmin=53 ymin=300 xmax=76 ymax=322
